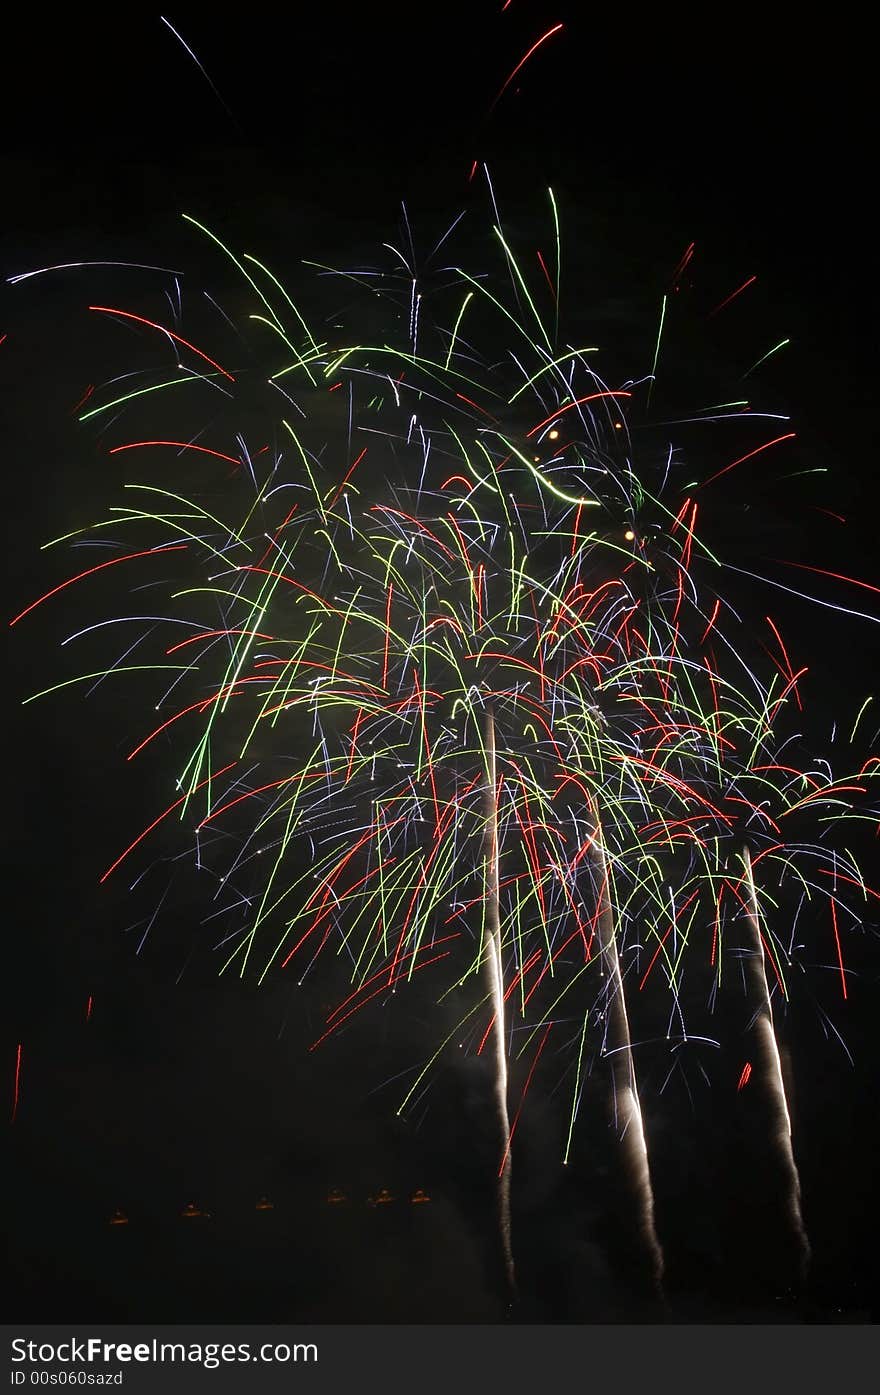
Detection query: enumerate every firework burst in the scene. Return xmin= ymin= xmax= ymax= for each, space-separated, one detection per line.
xmin=9 ymin=187 xmax=878 ymax=1292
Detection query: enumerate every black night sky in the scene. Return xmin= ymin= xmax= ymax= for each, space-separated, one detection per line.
xmin=3 ymin=5 xmax=878 ymax=1326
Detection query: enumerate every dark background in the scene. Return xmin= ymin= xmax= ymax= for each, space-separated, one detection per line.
xmin=2 ymin=4 xmax=877 ymax=1323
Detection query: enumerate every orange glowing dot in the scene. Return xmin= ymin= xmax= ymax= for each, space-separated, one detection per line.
xmin=548 ymin=428 xmax=559 ymax=440
xmin=624 ymin=529 xmax=636 ymax=541
xmin=614 ymin=422 xmax=623 ymax=430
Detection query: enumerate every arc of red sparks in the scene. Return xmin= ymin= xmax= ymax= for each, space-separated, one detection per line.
xmin=488 ymin=23 xmax=564 ymax=114
xmin=498 ymin=1023 xmax=553 ymax=1176
xmin=310 ymin=949 xmax=453 ymax=1050
xmin=100 ymin=761 xmax=237 ymax=882
xmin=109 ymin=440 xmax=243 ymax=466
xmin=829 ymin=898 xmax=848 ymax=1000
xmin=89 ymin=306 xmax=235 ymax=381
xmin=708 ymin=275 xmax=756 ymax=318
xmin=11 ymin=1044 xmax=22 ymax=1123
xmin=701 ymin=432 xmax=796 ymax=489
xmin=526 ymin=390 xmax=631 ymax=439
xmin=10 ymin=545 xmax=188 ymax=627
xmin=776 ymin=560 xmax=880 ymax=598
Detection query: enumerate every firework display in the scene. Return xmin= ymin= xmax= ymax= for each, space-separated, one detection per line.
xmin=9 ymin=187 xmax=877 ymax=1291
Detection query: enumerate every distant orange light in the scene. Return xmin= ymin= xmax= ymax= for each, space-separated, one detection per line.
xmin=547 ymin=428 xmax=559 ymax=440
xmin=181 ymin=1202 xmax=209 ymax=1219
xmin=368 ymin=1188 xmax=395 ymax=1207
xmin=624 ymin=529 xmax=636 ymax=542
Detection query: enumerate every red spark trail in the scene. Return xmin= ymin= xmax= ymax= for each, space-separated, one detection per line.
xmin=455 ymin=390 xmax=500 ymax=421
xmin=638 ymin=889 xmax=700 ymax=991
xmin=100 ymin=761 xmax=237 ymax=882
xmin=708 ymin=275 xmax=756 ymax=317
xmin=817 ymin=869 xmax=880 ymax=902
xmin=371 ymin=506 xmax=457 ymax=562
xmin=829 ymin=898 xmax=848 ymax=1000
xmin=128 ymin=694 xmax=219 ymax=759
xmin=767 ymin=667 xmax=809 ymax=724
xmin=765 ymin=615 xmax=803 ymax=711
xmin=701 ymin=432 xmax=796 ymax=488
xmin=235 ymin=567 xmax=349 ymax=618
xmin=345 ymin=708 xmax=366 ymax=784
xmin=11 ymin=1044 xmax=21 ymax=1124
xmin=570 ymin=500 xmax=584 ymax=557
xmin=776 ymin=560 xmax=880 ymax=598
xmin=328 ymin=446 xmax=368 ymax=510
xmin=386 ymin=779 xmax=480 ymax=988
xmin=489 ymin=22 xmax=564 ymax=113
xmin=309 ymin=950 xmax=452 ymax=1050
xmin=498 ymin=1023 xmax=553 ymax=1176
xmin=413 ymin=668 xmax=442 ymax=830
xmin=89 ymin=306 xmax=235 ymax=381
xmin=325 ymin=933 xmax=461 ymax=1027
xmin=536 ymin=248 xmax=557 ymax=301
xmin=382 ymin=583 xmax=394 ymax=690
xmin=197 ymin=771 xmax=313 ymax=829
xmin=10 ymin=545 xmax=188 ymax=627
xmin=526 ymin=390 xmax=631 ymax=438
xmin=670 ymin=242 xmax=695 ymax=291
xmin=165 ymin=628 xmax=277 ymax=656
xmin=109 ymin=440 xmax=243 ymax=466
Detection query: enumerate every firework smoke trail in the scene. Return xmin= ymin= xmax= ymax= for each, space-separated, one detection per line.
xmin=590 ymin=811 xmax=664 ymax=1289
xmin=739 ymin=844 xmax=811 ymax=1277
xmin=482 ymin=703 xmax=515 ymax=1295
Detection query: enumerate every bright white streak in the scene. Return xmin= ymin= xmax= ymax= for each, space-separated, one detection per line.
xmin=483 ymin=705 xmax=515 ymax=1296
xmin=741 ymin=847 xmax=811 ymax=1277
xmin=592 ymin=816 xmax=664 ymax=1289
